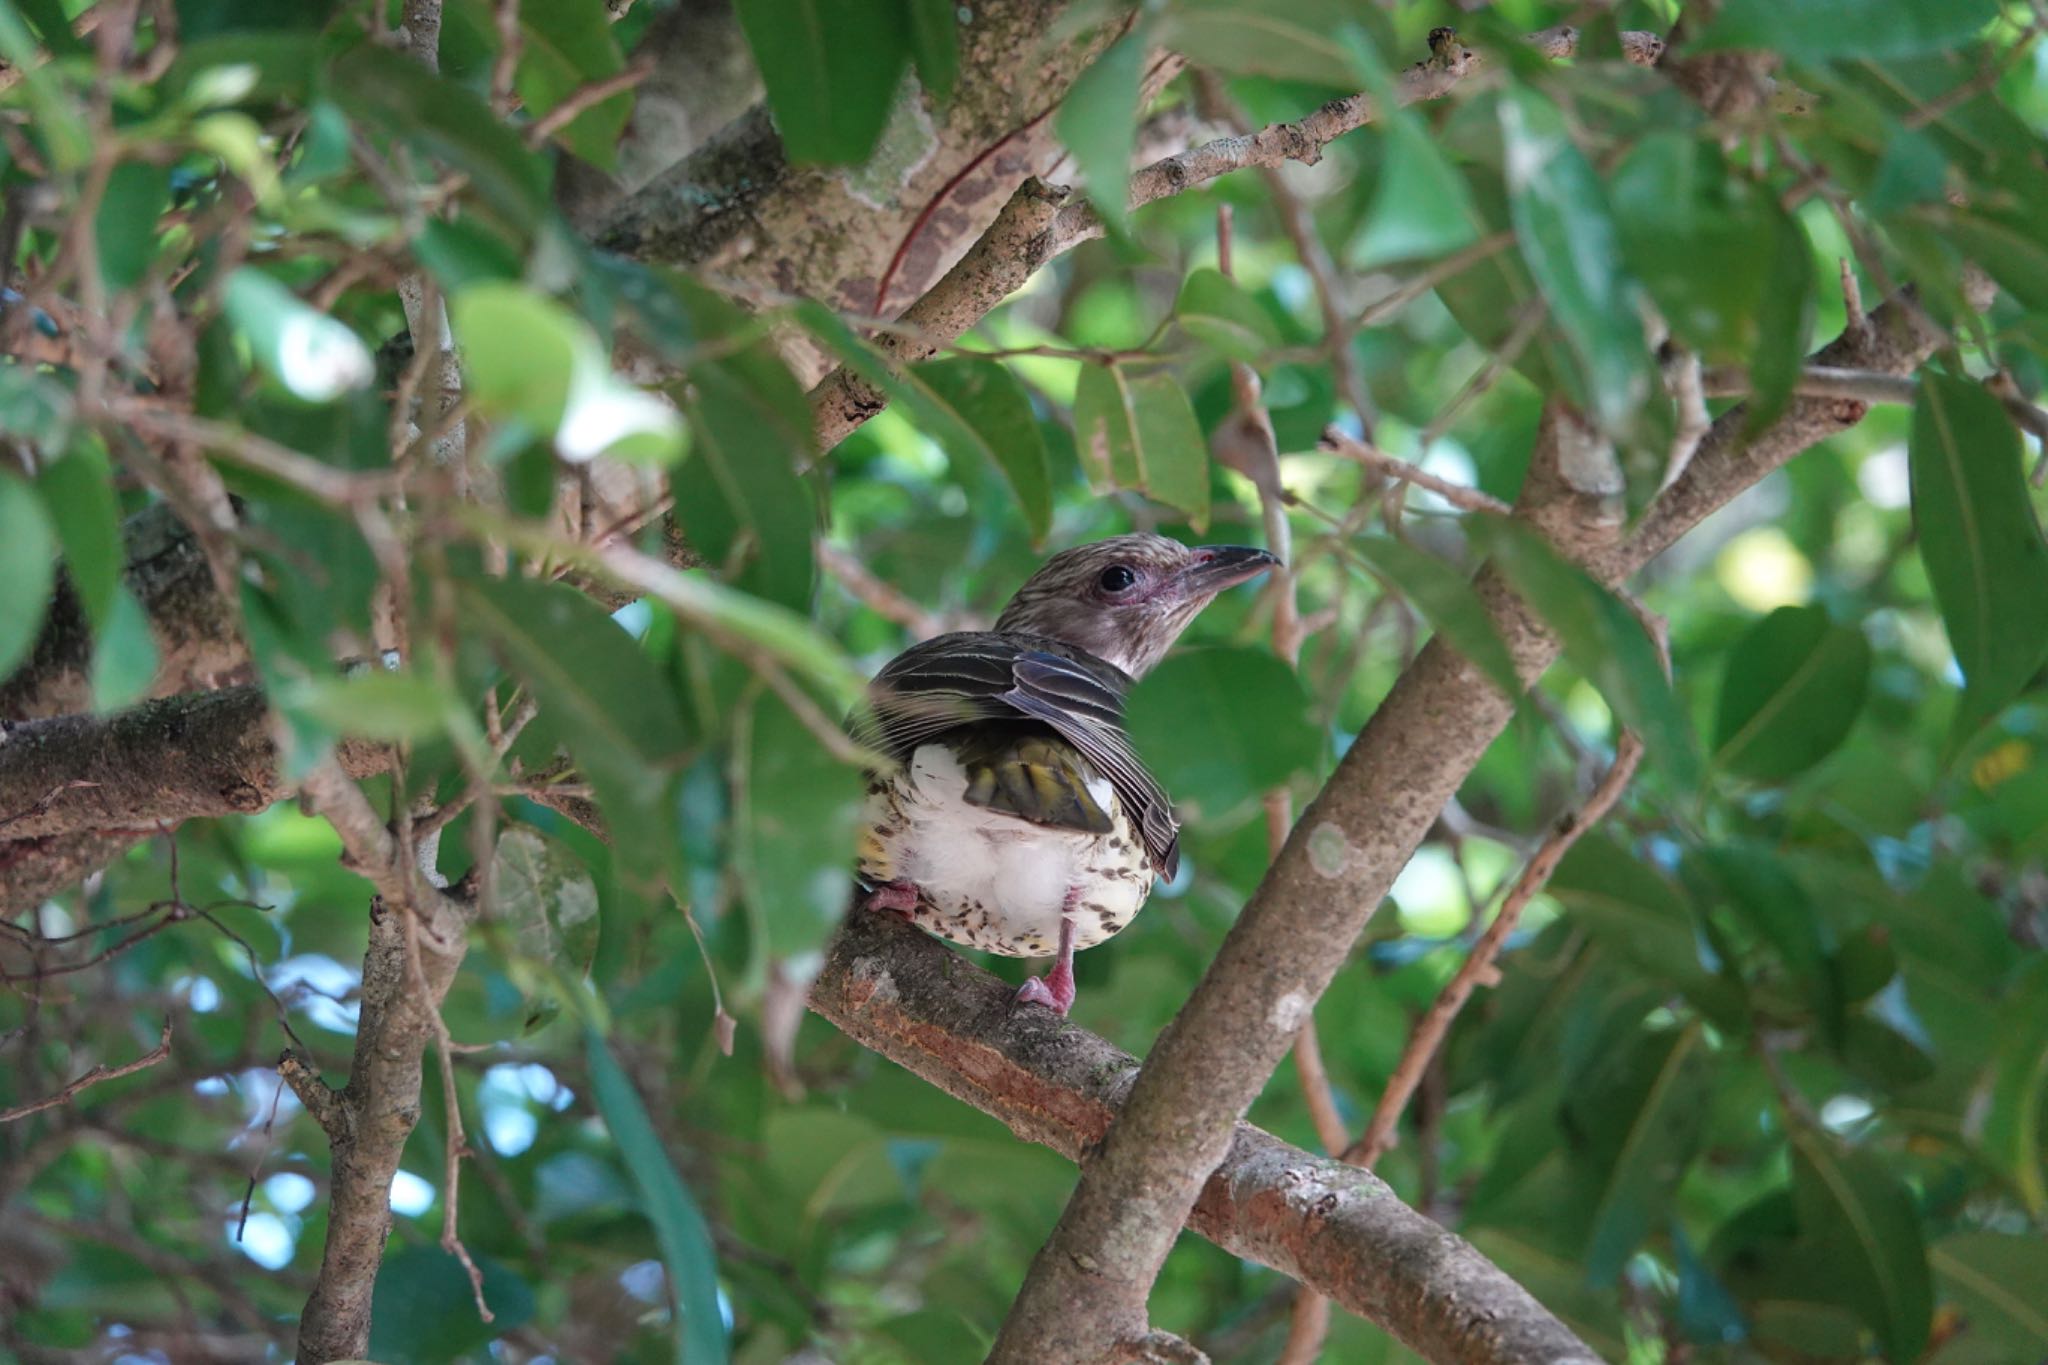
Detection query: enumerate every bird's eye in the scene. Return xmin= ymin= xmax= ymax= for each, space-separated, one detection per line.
xmin=1097 ymin=565 xmax=1138 ymax=593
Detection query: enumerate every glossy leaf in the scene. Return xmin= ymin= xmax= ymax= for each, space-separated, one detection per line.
xmin=1713 ymin=606 xmax=1872 ymax=782
xmin=1699 ymin=0 xmax=1999 ymax=60
xmin=1480 ymin=522 xmax=1700 ymax=785
xmin=1351 ymin=535 xmax=1520 ymax=703
xmin=0 ymin=474 xmax=56 ymax=681
xmin=902 ymin=0 xmax=957 ymax=98
xmin=904 ymin=358 xmax=1052 ymax=540
xmin=1355 ymin=113 xmax=1480 ymax=266
xmin=585 ymin=1031 xmax=729 ymax=1365
xmin=736 ymin=0 xmax=908 ymax=166
xmin=222 ymin=268 xmax=374 ymax=403
xmin=1126 ymin=648 xmax=1323 ymax=819
xmin=1073 ymin=364 xmax=1212 ymax=531
xmin=734 ymin=688 xmax=863 ymax=958
xmin=1792 ymin=1132 xmax=1934 ymax=1362
xmin=675 ymin=359 xmax=818 ymax=612
xmin=1909 ymin=373 xmax=2048 ymax=744
xmin=1056 ymin=31 xmax=1144 ymax=235
xmin=37 ymin=441 xmax=122 ymax=628
xmin=1173 ymin=269 xmax=1281 ymax=363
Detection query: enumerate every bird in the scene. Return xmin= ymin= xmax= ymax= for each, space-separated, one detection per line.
xmin=852 ymin=533 xmax=1278 ymax=1015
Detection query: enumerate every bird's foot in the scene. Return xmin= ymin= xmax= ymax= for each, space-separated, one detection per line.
xmin=1014 ymin=973 xmax=1075 ymax=1016
xmin=860 ymin=879 xmax=921 ymax=919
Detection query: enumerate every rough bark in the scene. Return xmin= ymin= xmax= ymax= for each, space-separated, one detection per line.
xmin=984 ymin=284 xmax=1976 ymax=1363
xmin=810 ymin=912 xmax=1601 ymax=1364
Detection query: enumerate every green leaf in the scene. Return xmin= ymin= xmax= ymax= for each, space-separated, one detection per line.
xmin=517 ymin=2 xmax=631 ymax=169
xmin=37 ymin=441 xmax=122 ymax=628
xmin=494 ymin=826 xmax=601 ymax=1032
xmin=1983 ymin=961 xmax=2048 ymax=1215
xmin=1126 ymin=648 xmax=1322 ymax=819
xmin=1791 ymin=1131 xmax=1934 ymax=1362
xmin=735 ymin=0 xmax=909 ymax=166
xmin=1056 ymin=31 xmax=1144 ymax=235
xmin=585 ymin=1030 xmax=730 ymax=1365
xmin=367 ymin=1245 xmax=536 ymax=1362
xmin=735 ymin=688 xmax=863 ymax=958
xmin=675 ymin=361 xmax=818 ymax=612
xmin=1698 ymin=0 xmax=1998 ymax=60
xmin=1073 ymin=364 xmax=1212 ymax=531
xmin=1160 ymin=0 xmax=1373 ymax=86
xmin=1354 ymin=113 xmax=1481 ymax=267
xmin=902 ymin=0 xmax=957 ymax=99
xmin=1694 ymin=844 xmax=1838 ymax=1018
xmin=0 ymin=474 xmax=56 ymax=681
xmin=1350 ymin=536 xmax=1520 ymax=702
xmin=95 ymin=162 xmax=170 ymax=293
xmin=284 ymin=670 xmax=479 ymax=749
xmin=1498 ymin=88 xmax=1661 ymax=459
xmin=904 ymin=358 xmax=1053 ymax=543
xmin=1931 ymin=1233 xmax=2048 ymax=1362
xmin=1172 ymin=268 xmax=1281 ymax=362
xmin=1712 ymin=606 xmax=1872 ymax=782
xmin=1562 ymin=1023 xmax=1714 ymax=1283
xmin=1549 ymin=836 xmax=1745 ymax=1030
xmin=89 ymin=589 xmax=159 ymax=713
xmin=332 ymin=44 xmax=551 ymax=228
xmin=222 ymin=269 xmax=375 ymax=403
xmin=1479 ymin=522 xmax=1700 ymax=785
xmin=1909 ymin=373 xmax=2048 ymax=745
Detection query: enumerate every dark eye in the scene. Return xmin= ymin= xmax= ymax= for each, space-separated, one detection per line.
xmin=1098 ymin=565 xmax=1137 ymax=593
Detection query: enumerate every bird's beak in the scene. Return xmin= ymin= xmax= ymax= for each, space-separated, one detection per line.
xmin=1180 ymin=545 xmax=1280 ymax=596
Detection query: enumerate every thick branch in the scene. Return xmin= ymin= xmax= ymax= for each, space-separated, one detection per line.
xmin=987 ymin=283 xmax=1971 ymax=1363
xmin=809 ymin=912 xmax=1598 ymax=1364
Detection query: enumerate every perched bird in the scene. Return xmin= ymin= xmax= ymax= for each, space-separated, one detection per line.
xmin=854 ymin=533 xmax=1278 ymax=1015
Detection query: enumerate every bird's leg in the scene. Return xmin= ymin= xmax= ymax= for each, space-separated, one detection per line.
xmin=1015 ymin=908 xmax=1079 ymax=1016
xmin=860 ymin=879 xmax=921 ymax=918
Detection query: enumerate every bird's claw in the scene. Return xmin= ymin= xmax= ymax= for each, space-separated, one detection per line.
xmin=860 ymin=879 xmax=921 ymax=918
xmin=1015 ymin=974 xmax=1073 ymax=1016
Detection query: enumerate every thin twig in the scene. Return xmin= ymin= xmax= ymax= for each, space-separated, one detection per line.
xmin=1318 ymin=428 xmax=1513 ymax=516
xmin=0 ymin=1018 xmax=173 ymax=1124
xmin=818 ymin=541 xmax=953 ymax=638
xmin=525 ymin=57 xmax=654 ymax=148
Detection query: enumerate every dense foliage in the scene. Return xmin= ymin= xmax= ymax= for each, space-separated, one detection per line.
xmin=3 ymin=0 xmax=2048 ymax=1362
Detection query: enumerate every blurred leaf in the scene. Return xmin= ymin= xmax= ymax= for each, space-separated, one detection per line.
xmin=1073 ymin=364 xmax=1212 ymax=531
xmin=764 ymin=1108 xmax=903 ymax=1218
xmin=88 ymin=589 xmax=159 ymax=713
xmin=0 ymin=474 xmax=56 ymax=681
xmin=367 ymin=1245 xmax=536 ymax=1363
xmin=585 ymin=1031 xmax=730 ymax=1365
xmin=516 ymin=3 xmax=631 ymax=169
xmin=1672 ymin=1222 xmax=1748 ymax=1348
xmin=905 ymin=358 xmax=1053 ymax=543
xmin=736 ymin=0 xmax=908 ymax=165
xmin=1351 ymin=535 xmax=1520 ymax=703
xmin=1499 ymin=88 xmax=1661 ymax=460
xmin=284 ymin=670 xmax=481 ymax=754
xmin=1984 ymin=960 xmax=2048 ymax=1215
xmin=675 ymin=364 xmax=818 ymax=611
xmin=1549 ymin=836 xmax=1745 ymax=1030
xmin=903 ymin=0 xmax=957 ymax=98
xmin=1480 ymin=522 xmax=1700 ymax=785
xmin=1160 ymin=0 xmax=1376 ymax=85
xmin=1713 ymin=606 xmax=1872 ymax=782
xmin=1056 ymin=31 xmax=1144 ymax=235
xmin=95 ymin=163 xmax=170 ymax=293
xmin=1693 ymin=844 xmax=1838 ymax=1023
xmin=1355 ymin=113 xmax=1480 ymax=267
xmin=1563 ymin=1023 xmax=1714 ymax=1282
xmin=1126 ymin=648 xmax=1322 ymax=818
xmin=1173 ymin=268 xmax=1281 ymax=362
xmin=222 ymin=269 xmax=374 ymax=403
xmin=1698 ymin=0 xmax=1999 ymax=60
xmin=1909 ymin=372 xmax=2048 ymax=745
xmin=36 ymin=441 xmax=122 ymax=628
xmin=1791 ymin=1131 xmax=1934 ymax=1362
xmin=735 ymin=688 xmax=863 ymax=958
xmin=495 ymin=826 xmax=601 ymax=1032
xmin=1930 ymin=1232 xmax=2048 ymax=1362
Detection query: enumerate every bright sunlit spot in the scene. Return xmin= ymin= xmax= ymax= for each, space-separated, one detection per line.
xmin=1715 ymin=527 xmax=1813 ymax=612
xmin=388 ymin=1169 xmax=435 ymax=1217
xmin=229 ymin=1213 xmax=296 ymax=1270
xmin=486 ymin=1105 xmax=539 ymax=1157
xmin=1856 ymin=443 xmax=1911 ymax=509
xmin=264 ymin=1173 xmax=316 ymax=1215
xmin=1391 ymin=846 xmax=1469 ymax=937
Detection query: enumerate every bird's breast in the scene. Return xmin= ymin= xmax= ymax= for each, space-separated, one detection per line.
xmin=860 ymin=744 xmax=1155 ymax=957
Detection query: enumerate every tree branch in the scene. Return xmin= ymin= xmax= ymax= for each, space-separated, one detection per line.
xmin=0 ymin=1017 xmax=173 ymax=1124
xmin=808 ymin=912 xmax=1601 ymax=1365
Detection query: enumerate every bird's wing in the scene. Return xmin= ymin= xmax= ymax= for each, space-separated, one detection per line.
xmin=858 ymin=633 xmax=1181 ymax=880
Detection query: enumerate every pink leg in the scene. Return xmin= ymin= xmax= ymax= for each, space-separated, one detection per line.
xmin=1015 ymin=915 xmax=1079 ymax=1016
xmin=861 ymin=879 xmax=920 ymax=918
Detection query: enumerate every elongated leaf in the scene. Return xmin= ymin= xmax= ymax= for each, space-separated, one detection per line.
xmin=1351 ymin=536 xmax=1520 ymax=702
xmin=1550 ymin=836 xmax=1745 ymax=1030
xmin=1056 ymin=31 xmax=1143 ymax=234
xmin=517 ymin=3 xmax=631 ymax=169
xmin=1698 ymin=0 xmax=1998 ymax=60
xmin=495 ymin=826 xmax=601 ymax=1033
xmin=1563 ymin=1023 xmax=1714 ymax=1282
xmin=735 ymin=689 xmax=863 ymax=958
xmin=367 ymin=1244 xmax=535 ymax=1362
xmin=736 ymin=0 xmax=908 ymax=165
xmin=0 ymin=474 xmax=56 ymax=681
xmin=37 ymin=441 xmax=122 ymax=628
xmin=1931 ymin=1232 xmax=2048 ymax=1361
xmin=1160 ymin=0 xmax=1371 ymax=85
xmin=1693 ymin=844 xmax=1840 ymax=1032
xmin=904 ymin=358 xmax=1052 ymax=543
xmin=1499 ymin=88 xmax=1662 ymax=469
xmin=1791 ymin=1131 xmax=1934 ymax=1362
xmin=1983 ymin=960 xmax=2048 ymax=1215
xmin=585 ymin=1031 xmax=729 ymax=1365
xmin=1480 ymin=522 xmax=1700 ymax=784
xmin=1073 ymin=364 xmax=1211 ymax=530
xmin=1173 ymin=268 xmax=1281 ymax=362
xmin=902 ymin=0 xmax=957 ymax=98
xmin=1713 ymin=606 xmax=1871 ymax=782
xmin=1355 ymin=113 xmax=1480 ymax=267
xmin=95 ymin=162 xmax=170 ymax=293
xmin=88 ymin=589 xmax=159 ymax=714
xmin=675 ymin=364 xmax=818 ymax=612
xmin=1909 ymin=373 xmax=2048 ymax=744
xmin=1126 ymin=648 xmax=1322 ymax=818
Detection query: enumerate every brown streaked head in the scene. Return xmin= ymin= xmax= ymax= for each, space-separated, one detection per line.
xmin=993 ymin=532 xmax=1279 ymax=677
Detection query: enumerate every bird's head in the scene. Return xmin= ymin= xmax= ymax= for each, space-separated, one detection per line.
xmin=993 ymin=532 xmax=1279 ymax=677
